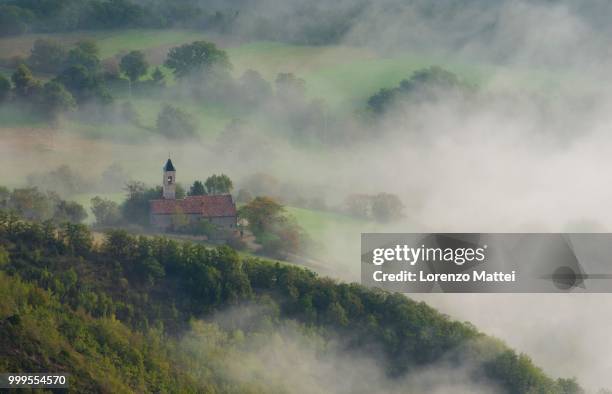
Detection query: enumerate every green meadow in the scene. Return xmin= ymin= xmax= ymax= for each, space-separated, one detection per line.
xmin=286 ymin=206 xmax=372 ymax=240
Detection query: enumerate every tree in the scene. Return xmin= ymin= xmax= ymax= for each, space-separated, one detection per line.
xmin=261 ymin=216 xmax=304 ymax=258
xmin=238 ymin=196 xmax=284 ymax=235
xmin=53 ymin=200 xmax=87 ymax=223
xmin=9 ymin=187 xmax=54 ymax=221
xmin=60 ymin=222 xmax=93 ymax=255
xmin=137 ymin=257 xmax=165 ymax=285
xmin=120 ymin=50 xmax=148 ymax=84
xmin=0 ymin=5 xmax=33 ymax=36
xmin=29 ymin=39 xmax=66 ymax=73
xmin=164 ymin=41 xmax=230 ymax=79
xmin=121 ymin=181 xmax=161 ymax=226
xmin=367 ymin=87 xmax=395 ymax=114
xmin=156 ymin=104 xmax=197 ymax=139
xmin=175 ymin=183 xmax=186 ymax=199
xmin=89 ymin=0 xmax=144 ymax=29
xmin=556 ymin=378 xmax=584 ymax=394
xmin=64 ymin=41 xmax=101 ymax=73
xmin=11 ymin=64 xmax=40 ymax=98
xmin=91 ymin=196 xmax=122 ymax=227
xmin=204 ymin=174 xmax=233 ymax=195
xmin=56 ymin=65 xmax=111 ymax=104
xmin=371 ymin=193 xmax=404 ymax=222
xmin=151 ymin=67 xmax=165 ymax=87
xmin=367 ymin=66 xmax=467 ymax=113
xmin=39 ymin=81 xmax=76 ymax=120
xmin=0 ymin=75 xmax=10 ymax=102
xmin=102 ymin=229 xmax=137 ymax=260
xmin=75 ymin=40 xmax=100 ymax=57
xmin=188 ymin=181 xmax=206 ymax=196
xmin=404 ymin=66 xmax=460 ymax=91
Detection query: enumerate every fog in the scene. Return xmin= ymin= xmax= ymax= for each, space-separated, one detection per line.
xmin=179 ymin=306 xmax=504 ymax=393
xmin=5 ymin=0 xmax=612 ymax=390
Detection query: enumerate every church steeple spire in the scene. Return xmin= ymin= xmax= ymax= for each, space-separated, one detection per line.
xmin=163 ymin=158 xmax=175 ymax=172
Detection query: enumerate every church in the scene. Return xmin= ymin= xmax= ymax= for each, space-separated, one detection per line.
xmin=149 ymin=158 xmax=238 ymax=232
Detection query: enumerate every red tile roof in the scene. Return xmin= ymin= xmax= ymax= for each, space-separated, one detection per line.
xmin=150 ymin=195 xmax=237 ymax=217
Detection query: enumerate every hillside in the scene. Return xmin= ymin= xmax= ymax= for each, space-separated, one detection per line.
xmin=0 ymin=215 xmax=580 ymax=393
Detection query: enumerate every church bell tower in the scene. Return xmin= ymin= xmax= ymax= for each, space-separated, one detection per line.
xmin=163 ymin=158 xmax=176 ymax=199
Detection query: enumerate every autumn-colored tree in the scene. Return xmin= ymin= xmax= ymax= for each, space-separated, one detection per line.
xmin=238 ymin=196 xmax=284 ymax=235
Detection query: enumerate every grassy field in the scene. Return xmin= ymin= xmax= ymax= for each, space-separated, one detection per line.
xmin=0 ymin=29 xmax=213 ymax=60
xmin=286 ymin=206 xmax=376 ymax=244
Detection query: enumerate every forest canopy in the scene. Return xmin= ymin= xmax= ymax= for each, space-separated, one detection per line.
xmin=0 ymin=211 xmax=583 ymax=393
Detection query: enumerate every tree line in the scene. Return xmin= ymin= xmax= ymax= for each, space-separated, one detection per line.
xmin=0 ymin=0 xmax=236 ymax=37
xmin=367 ymin=66 xmax=474 ymax=114
xmin=0 ymin=186 xmax=86 ymax=224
